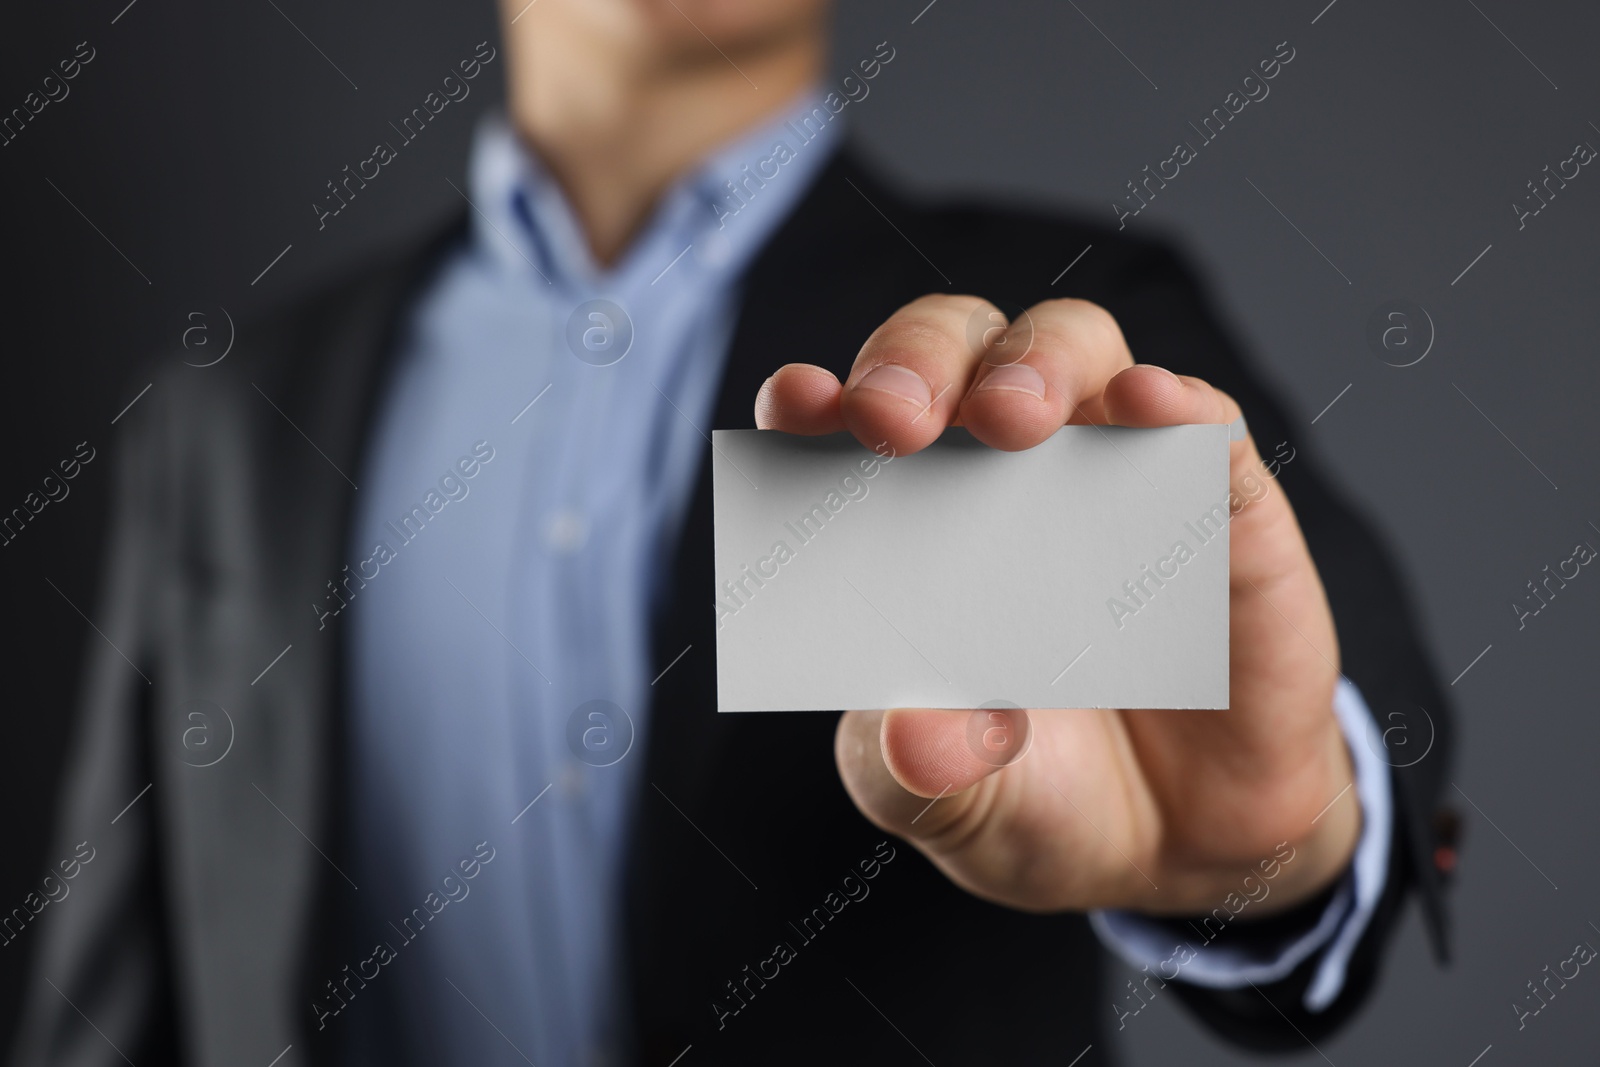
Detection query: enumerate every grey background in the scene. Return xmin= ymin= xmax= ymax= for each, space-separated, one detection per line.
xmin=3 ymin=0 xmax=1596 ymax=1062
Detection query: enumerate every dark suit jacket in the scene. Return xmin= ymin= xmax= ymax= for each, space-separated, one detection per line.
xmin=11 ymin=149 xmax=1453 ymax=1067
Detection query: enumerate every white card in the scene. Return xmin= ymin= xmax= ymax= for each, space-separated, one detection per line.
xmin=712 ymin=426 xmax=1230 ymax=712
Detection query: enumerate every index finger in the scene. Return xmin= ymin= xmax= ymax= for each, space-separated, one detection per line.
xmin=836 ymin=293 xmax=997 ymax=456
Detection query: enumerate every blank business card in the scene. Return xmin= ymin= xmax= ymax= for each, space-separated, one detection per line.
xmin=711 ymin=426 xmax=1230 ymax=712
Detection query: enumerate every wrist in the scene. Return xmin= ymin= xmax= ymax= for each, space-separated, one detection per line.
xmin=1246 ymin=757 xmax=1362 ymax=917
xmin=1140 ymin=709 xmax=1361 ymax=918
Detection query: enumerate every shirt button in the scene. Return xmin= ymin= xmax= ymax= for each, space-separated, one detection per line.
xmin=545 ymin=510 xmax=588 ymax=552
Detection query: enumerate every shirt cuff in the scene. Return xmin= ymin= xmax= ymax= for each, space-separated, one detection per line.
xmin=1089 ymin=676 xmax=1393 ymax=1012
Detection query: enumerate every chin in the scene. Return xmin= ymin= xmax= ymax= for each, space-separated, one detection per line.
xmin=625 ymin=0 xmax=827 ymax=55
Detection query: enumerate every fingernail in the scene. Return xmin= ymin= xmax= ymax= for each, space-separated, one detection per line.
xmin=1148 ymin=364 xmax=1181 ymax=385
xmin=1229 ymin=414 xmax=1248 ymax=441
xmin=857 ymin=364 xmax=932 ymax=407
xmin=975 ymin=363 xmax=1046 ymax=399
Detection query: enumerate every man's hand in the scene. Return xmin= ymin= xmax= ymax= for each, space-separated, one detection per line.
xmin=754 ymin=295 xmax=1359 ymax=918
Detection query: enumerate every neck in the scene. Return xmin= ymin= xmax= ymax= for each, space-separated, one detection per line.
xmin=503 ymin=15 xmax=823 ymax=265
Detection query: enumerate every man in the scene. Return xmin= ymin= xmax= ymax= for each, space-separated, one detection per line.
xmin=12 ymin=1 xmax=1453 ymax=1064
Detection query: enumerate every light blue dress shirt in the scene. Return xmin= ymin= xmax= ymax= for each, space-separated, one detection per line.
xmin=341 ymin=99 xmax=842 ymax=1067
xmin=341 ymin=98 xmax=1392 ymax=1064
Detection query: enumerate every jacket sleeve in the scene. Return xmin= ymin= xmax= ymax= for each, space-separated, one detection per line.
xmin=9 ymin=374 xmax=182 ymax=1067
xmin=1101 ymin=242 xmax=1455 ymax=1050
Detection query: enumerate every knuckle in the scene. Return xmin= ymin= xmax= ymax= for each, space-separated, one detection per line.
xmin=914 ymin=292 xmax=991 ymax=317
xmin=860 ymin=316 xmax=963 ymax=369
xmin=1033 ymin=299 xmax=1129 ymax=360
xmin=1077 ymin=301 xmax=1128 ymax=351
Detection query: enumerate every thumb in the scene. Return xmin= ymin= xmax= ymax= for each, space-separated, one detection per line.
xmin=835 ymin=707 xmax=1030 ymax=838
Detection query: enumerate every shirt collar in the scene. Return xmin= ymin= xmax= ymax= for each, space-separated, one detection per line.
xmin=463 ymin=89 xmax=843 ymax=291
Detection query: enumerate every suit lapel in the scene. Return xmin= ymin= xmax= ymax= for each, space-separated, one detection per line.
xmin=253 ymin=218 xmax=471 ymax=1066
xmin=637 ymin=150 xmax=932 ymax=803
xmin=626 ymin=150 xmax=945 ymax=1054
